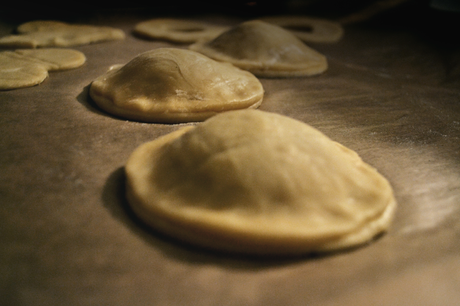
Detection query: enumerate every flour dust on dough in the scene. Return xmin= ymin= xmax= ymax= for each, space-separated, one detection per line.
xmin=190 ymin=20 xmax=328 ymax=78
xmin=125 ymin=109 xmax=397 ymax=255
xmin=0 ymin=20 xmax=125 ymax=48
xmin=89 ymin=48 xmax=264 ymax=123
xmin=0 ymin=48 xmax=86 ymax=90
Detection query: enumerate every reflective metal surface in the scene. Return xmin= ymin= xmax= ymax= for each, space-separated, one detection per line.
xmin=1 ymin=11 xmax=460 ymax=306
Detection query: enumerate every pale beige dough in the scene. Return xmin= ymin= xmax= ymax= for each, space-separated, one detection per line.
xmin=190 ymin=20 xmax=328 ymax=78
xmin=260 ymin=16 xmax=344 ymax=43
xmin=0 ymin=20 xmax=125 ymax=48
xmin=14 ymin=48 xmax=87 ymax=70
xmin=0 ymin=48 xmax=86 ymax=90
xmin=134 ymin=18 xmax=228 ymax=43
xmin=125 ymin=109 xmax=397 ymax=255
xmin=89 ymin=48 xmax=264 ymax=123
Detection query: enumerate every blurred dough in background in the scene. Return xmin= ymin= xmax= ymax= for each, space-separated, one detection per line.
xmin=0 ymin=20 xmax=125 ymax=48
xmin=134 ymin=18 xmax=229 ymax=43
xmin=260 ymin=15 xmax=344 ymax=43
xmin=190 ymin=20 xmax=328 ymax=77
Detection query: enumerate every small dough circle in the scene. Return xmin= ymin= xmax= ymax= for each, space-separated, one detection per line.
xmin=125 ymin=109 xmax=397 ymax=255
xmin=0 ymin=52 xmax=48 ymax=90
xmin=190 ymin=20 xmax=328 ymax=78
xmin=0 ymin=48 xmax=86 ymax=90
xmin=134 ymin=18 xmax=228 ymax=43
xmin=89 ymin=48 xmax=264 ymax=123
xmin=260 ymin=16 xmax=344 ymax=43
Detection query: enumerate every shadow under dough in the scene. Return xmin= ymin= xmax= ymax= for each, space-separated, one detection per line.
xmin=100 ymin=167 xmax=330 ymax=269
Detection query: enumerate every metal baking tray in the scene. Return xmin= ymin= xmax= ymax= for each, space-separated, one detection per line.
xmin=1 ymin=11 xmax=459 ymax=306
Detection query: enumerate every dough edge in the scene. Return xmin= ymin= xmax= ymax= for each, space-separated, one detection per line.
xmin=90 ymin=86 xmax=263 ymax=123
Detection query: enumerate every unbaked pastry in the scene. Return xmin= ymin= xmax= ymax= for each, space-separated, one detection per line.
xmin=125 ymin=109 xmax=396 ymax=255
xmin=189 ymin=20 xmax=328 ymax=77
xmin=0 ymin=20 xmax=125 ymax=48
xmin=260 ymin=16 xmax=344 ymax=43
xmin=134 ymin=18 xmax=228 ymax=43
xmin=0 ymin=48 xmax=86 ymax=90
xmin=89 ymin=48 xmax=264 ymax=123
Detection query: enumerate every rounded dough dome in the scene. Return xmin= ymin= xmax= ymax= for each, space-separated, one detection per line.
xmin=190 ymin=20 xmax=328 ymax=77
xmin=89 ymin=48 xmax=264 ymax=123
xmin=125 ymin=110 xmax=396 ymax=255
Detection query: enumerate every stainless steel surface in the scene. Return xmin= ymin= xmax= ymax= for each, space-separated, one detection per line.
xmin=1 ymin=13 xmax=460 ymax=306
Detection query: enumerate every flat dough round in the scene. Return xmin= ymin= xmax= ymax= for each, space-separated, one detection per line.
xmin=14 ymin=48 xmax=86 ymax=70
xmin=134 ymin=18 xmax=228 ymax=43
xmin=0 ymin=20 xmax=125 ymax=48
xmin=89 ymin=48 xmax=264 ymax=123
xmin=190 ymin=20 xmax=328 ymax=78
xmin=0 ymin=48 xmax=86 ymax=90
xmin=260 ymin=16 xmax=344 ymax=43
xmin=125 ymin=109 xmax=396 ymax=255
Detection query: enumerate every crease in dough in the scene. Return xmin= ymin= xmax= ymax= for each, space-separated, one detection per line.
xmin=0 ymin=48 xmax=86 ymax=90
xmin=89 ymin=48 xmax=264 ymax=123
xmin=189 ymin=20 xmax=328 ymax=78
xmin=125 ymin=109 xmax=397 ymax=255
xmin=0 ymin=20 xmax=125 ymax=48
xmin=134 ymin=18 xmax=229 ymax=43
